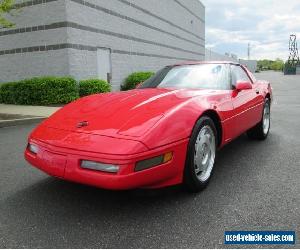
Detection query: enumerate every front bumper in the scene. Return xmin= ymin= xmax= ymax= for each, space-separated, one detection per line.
xmin=24 ymin=138 xmax=188 ymax=190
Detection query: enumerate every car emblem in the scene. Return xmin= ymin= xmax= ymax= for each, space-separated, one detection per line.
xmin=77 ymin=121 xmax=89 ymax=128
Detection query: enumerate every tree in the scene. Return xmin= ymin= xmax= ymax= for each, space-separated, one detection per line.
xmin=0 ymin=0 xmax=15 ymax=28
xmin=271 ymin=59 xmax=284 ymax=71
xmin=257 ymin=58 xmax=284 ymax=71
xmin=257 ymin=59 xmax=272 ymax=71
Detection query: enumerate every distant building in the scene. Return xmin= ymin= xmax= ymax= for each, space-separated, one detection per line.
xmin=239 ymin=59 xmax=257 ymax=73
xmin=230 ymin=53 xmax=238 ymax=61
xmin=205 ymin=49 xmax=238 ymax=62
xmin=0 ymin=0 xmax=205 ymax=90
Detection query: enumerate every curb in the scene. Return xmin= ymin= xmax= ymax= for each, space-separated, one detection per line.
xmin=0 ymin=117 xmax=45 ymax=128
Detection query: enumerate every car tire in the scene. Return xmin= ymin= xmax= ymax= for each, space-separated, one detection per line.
xmin=247 ymin=98 xmax=271 ymax=140
xmin=183 ymin=116 xmax=217 ymax=193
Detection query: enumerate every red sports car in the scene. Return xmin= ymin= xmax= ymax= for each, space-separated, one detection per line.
xmin=25 ymin=62 xmax=272 ymax=192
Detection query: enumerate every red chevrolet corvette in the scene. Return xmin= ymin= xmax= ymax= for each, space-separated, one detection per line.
xmin=25 ymin=62 xmax=272 ymax=192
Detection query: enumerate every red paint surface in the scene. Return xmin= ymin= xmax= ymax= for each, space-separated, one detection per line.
xmin=25 ymin=62 xmax=272 ymax=190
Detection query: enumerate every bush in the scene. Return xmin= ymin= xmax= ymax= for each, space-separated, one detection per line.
xmin=0 ymin=76 xmax=79 ymax=105
xmin=121 ymin=71 xmax=154 ymax=90
xmin=79 ymin=79 xmax=111 ymax=97
xmin=0 ymin=81 xmax=18 ymax=104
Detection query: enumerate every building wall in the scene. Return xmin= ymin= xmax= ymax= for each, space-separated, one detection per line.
xmin=0 ymin=0 xmax=68 ymax=82
xmin=0 ymin=0 xmax=205 ymax=90
xmin=65 ymin=0 xmax=205 ymax=90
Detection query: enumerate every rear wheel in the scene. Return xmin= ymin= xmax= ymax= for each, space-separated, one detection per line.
xmin=183 ymin=116 xmax=217 ymax=192
xmin=247 ymin=98 xmax=271 ymax=140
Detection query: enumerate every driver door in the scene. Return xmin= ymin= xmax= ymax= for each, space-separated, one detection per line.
xmin=230 ymin=65 xmax=264 ymax=138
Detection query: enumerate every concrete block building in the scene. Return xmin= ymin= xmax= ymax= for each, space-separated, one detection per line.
xmin=0 ymin=0 xmax=205 ymax=90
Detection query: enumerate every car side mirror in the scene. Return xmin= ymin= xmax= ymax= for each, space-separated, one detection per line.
xmin=235 ymin=81 xmax=252 ymax=91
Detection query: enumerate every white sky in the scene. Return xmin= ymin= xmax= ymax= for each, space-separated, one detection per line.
xmin=201 ymin=0 xmax=300 ymax=60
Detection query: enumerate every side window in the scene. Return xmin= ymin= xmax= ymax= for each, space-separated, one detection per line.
xmin=231 ymin=66 xmax=251 ymax=87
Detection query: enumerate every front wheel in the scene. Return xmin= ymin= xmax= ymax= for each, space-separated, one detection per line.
xmin=183 ymin=116 xmax=217 ymax=192
xmin=247 ymin=98 xmax=271 ymax=140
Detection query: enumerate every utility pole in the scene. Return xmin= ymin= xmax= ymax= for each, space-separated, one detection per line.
xmin=248 ymin=43 xmax=250 ymax=60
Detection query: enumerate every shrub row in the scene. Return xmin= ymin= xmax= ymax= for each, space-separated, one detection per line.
xmin=0 ymin=77 xmax=111 ymax=105
xmin=79 ymin=79 xmax=111 ymax=97
xmin=121 ymin=71 xmax=154 ymax=90
xmin=0 ymin=77 xmax=79 ymax=105
xmin=0 ymin=71 xmax=155 ymax=105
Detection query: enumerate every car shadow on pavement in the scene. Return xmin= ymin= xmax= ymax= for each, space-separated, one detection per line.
xmin=2 ymin=133 xmax=272 ymax=210
xmin=5 ymin=133 xmax=273 ymax=201
xmin=1 ymin=133 xmax=277 ymax=248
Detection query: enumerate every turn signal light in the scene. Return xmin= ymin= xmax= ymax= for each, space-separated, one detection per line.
xmin=135 ymin=152 xmax=173 ymax=172
xmin=163 ymin=152 xmax=173 ymax=163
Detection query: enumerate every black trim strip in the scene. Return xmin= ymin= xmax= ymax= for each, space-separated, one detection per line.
xmin=0 ymin=22 xmax=67 ymax=36
xmin=118 ymin=0 xmax=205 ymax=40
xmin=173 ymin=0 xmax=205 ymax=23
xmin=14 ymin=0 xmax=57 ymax=8
xmin=0 ymin=44 xmax=95 ymax=55
xmin=0 ymin=43 xmax=201 ymax=61
xmin=67 ymin=22 xmax=204 ymax=55
xmin=0 ymin=21 xmax=204 ymax=56
xmin=112 ymin=49 xmax=199 ymax=61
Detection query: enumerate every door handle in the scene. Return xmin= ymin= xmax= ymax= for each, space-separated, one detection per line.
xmin=256 ymin=89 xmax=260 ymax=94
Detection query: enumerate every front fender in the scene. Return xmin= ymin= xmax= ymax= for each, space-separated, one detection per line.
xmin=140 ymin=98 xmax=210 ymax=149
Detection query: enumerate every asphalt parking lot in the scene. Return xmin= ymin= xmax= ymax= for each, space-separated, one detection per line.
xmin=0 ymin=71 xmax=299 ymax=248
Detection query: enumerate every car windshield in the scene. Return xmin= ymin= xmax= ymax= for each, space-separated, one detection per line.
xmin=140 ymin=64 xmax=230 ymax=90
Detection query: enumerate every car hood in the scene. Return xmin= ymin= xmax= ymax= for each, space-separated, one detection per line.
xmin=42 ymin=88 xmax=215 ymax=138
